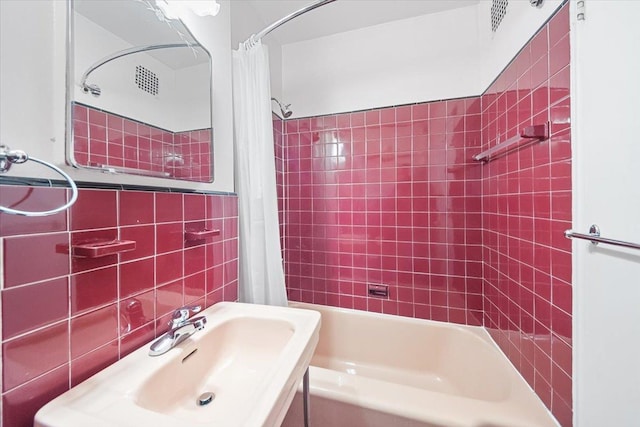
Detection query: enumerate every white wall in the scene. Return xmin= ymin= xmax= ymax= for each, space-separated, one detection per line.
xmin=180 ymin=1 xmax=234 ymax=190
xmin=572 ymin=1 xmax=640 ymax=425
xmin=74 ymin=12 xmax=211 ymax=133
xmin=229 ymin=0 xmax=283 ymax=112
xmin=173 ymin=62 xmax=213 ymax=132
xmin=267 ymin=41 xmax=283 ymax=109
xmin=282 ymin=5 xmax=482 ymax=118
xmin=0 ymin=0 xmax=59 ymax=181
xmin=280 ymin=0 xmax=562 ymax=119
xmin=477 ymin=0 xmax=563 ymax=91
xmin=0 ymin=0 xmax=234 ymax=192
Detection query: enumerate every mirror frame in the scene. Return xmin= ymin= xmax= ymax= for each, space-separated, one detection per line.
xmin=65 ymin=0 xmax=215 ymax=183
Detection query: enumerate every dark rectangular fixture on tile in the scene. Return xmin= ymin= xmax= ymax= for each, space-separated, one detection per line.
xmin=368 ymin=284 xmax=389 ymax=298
xmin=185 ymin=229 xmax=221 ymax=242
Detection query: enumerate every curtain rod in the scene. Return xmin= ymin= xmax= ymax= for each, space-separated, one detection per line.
xmin=246 ymin=0 xmax=337 ymax=44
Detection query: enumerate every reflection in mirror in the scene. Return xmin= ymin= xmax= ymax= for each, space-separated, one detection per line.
xmin=67 ymin=0 xmax=214 ymax=182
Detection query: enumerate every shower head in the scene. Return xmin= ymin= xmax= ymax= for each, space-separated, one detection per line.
xmin=271 ymin=97 xmax=293 ymax=118
xmin=82 ymin=83 xmax=101 ymax=97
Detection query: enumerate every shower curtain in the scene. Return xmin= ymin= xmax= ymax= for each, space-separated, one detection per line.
xmin=232 ymin=40 xmax=288 ymax=306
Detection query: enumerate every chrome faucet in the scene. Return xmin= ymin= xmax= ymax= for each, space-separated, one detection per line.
xmin=149 ymin=305 xmax=207 ymax=356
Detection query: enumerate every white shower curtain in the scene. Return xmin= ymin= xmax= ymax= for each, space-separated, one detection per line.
xmin=232 ymin=41 xmax=288 ymax=306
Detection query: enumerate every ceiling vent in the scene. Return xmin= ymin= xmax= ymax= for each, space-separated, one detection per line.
xmin=135 ymin=65 xmax=159 ymax=96
xmin=491 ymin=0 xmax=508 ymax=32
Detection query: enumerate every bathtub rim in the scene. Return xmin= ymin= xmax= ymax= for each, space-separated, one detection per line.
xmin=289 ymin=301 xmax=560 ymax=427
xmin=289 ymin=301 xmax=495 ymax=346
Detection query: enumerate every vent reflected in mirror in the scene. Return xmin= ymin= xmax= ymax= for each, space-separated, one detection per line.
xmin=67 ymin=0 xmax=214 ymax=182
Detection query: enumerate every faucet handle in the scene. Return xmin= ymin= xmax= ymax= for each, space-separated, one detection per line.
xmin=169 ymin=305 xmax=202 ymax=328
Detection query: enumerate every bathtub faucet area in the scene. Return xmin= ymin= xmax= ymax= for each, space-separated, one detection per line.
xmin=149 ymin=305 xmax=207 ymax=356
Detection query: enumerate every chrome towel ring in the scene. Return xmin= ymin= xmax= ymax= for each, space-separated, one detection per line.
xmin=0 ymin=144 xmax=78 ymax=217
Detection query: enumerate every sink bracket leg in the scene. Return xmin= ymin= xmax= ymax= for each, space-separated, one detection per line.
xmin=303 ymin=367 xmax=310 ymax=427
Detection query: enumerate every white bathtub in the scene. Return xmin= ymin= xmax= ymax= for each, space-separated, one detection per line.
xmin=282 ymin=303 xmax=558 ymax=427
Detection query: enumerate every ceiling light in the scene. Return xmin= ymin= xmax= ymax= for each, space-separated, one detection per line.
xmin=155 ymin=0 xmax=220 ymax=20
xmin=185 ymin=0 xmax=220 ymax=17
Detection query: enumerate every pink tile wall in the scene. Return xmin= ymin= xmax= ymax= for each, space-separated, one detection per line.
xmin=0 ymin=185 xmax=238 ymax=427
xmin=276 ymin=4 xmax=571 ymax=425
xmin=173 ymin=130 xmax=213 ymax=182
xmin=73 ymin=103 xmax=212 ymax=182
xmin=480 ymin=4 xmax=571 ymax=426
xmin=273 ymin=113 xmax=286 ymax=255
xmin=281 ymin=99 xmax=484 ymax=325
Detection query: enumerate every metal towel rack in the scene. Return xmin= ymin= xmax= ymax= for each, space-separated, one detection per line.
xmin=564 ymin=224 xmax=640 ymax=250
xmin=0 ymin=144 xmax=79 ymax=216
xmin=473 ymin=122 xmax=549 ymax=162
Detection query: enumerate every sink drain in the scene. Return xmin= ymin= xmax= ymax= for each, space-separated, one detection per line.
xmin=197 ymin=392 xmax=215 ymax=406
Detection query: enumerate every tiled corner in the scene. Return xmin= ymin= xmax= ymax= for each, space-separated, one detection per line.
xmin=73 ymin=103 xmax=212 ymax=182
xmin=481 ymin=3 xmax=572 ymax=425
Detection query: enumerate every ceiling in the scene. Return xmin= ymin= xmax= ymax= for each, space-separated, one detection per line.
xmin=74 ymin=1 xmax=193 ymax=46
xmin=76 ymin=0 xmax=482 ymax=51
xmin=239 ymin=0 xmax=481 ymax=45
xmin=74 ymin=0 xmax=208 ymax=69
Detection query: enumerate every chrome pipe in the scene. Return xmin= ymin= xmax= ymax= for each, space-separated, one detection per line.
xmin=271 ymin=97 xmax=293 ymax=118
xmin=303 ymin=367 xmax=310 ymax=427
xmin=564 ymin=224 xmax=640 ymax=251
xmin=79 ymin=42 xmax=200 ymax=92
xmin=247 ymin=0 xmax=337 ymax=44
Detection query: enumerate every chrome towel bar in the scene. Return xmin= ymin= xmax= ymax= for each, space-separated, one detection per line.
xmin=473 ymin=122 xmax=549 ymax=163
xmin=564 ymin=224 xmax=640 ymax=250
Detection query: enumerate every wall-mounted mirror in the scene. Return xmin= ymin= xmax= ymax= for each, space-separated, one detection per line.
xmin=67 ymin=0 xmax=213 ymax=182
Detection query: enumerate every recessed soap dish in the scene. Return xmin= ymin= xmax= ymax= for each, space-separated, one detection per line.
xmin=71 ymin=240 xmax=136 ymax=258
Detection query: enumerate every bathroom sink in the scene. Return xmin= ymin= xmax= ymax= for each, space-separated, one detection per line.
xmin=35 ymin=302 xmax=321 ymax=427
